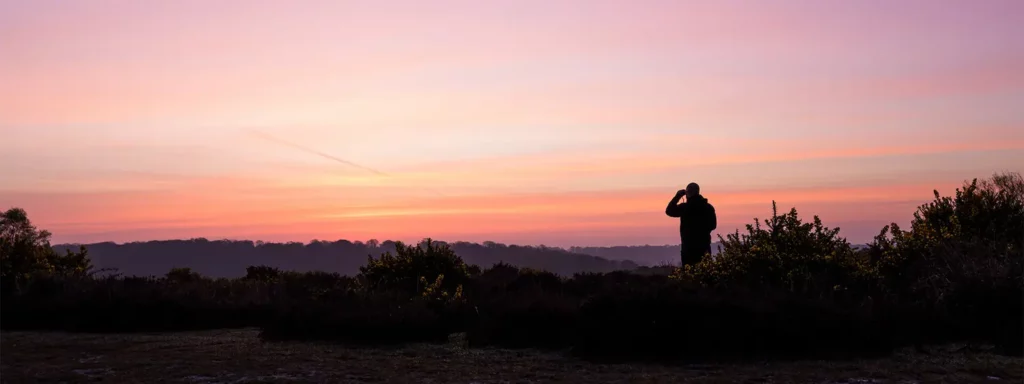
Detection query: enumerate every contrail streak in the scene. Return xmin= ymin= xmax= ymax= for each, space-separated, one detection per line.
xmin=247 ymin=129 xmax=389 ymax=176
xmin=246 ymin=128 xmax=448 ymax=197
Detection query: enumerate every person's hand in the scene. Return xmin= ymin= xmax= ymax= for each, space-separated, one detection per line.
xmin=676 ymin=189 xmax=686 ymax=197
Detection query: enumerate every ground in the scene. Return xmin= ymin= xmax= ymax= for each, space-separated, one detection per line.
xmin=0 ymin=329 xmax=1019 ymax=383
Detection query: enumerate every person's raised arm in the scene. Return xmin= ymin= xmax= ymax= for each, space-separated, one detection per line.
xmin=665 ymin=190 xmax=685 ymax=217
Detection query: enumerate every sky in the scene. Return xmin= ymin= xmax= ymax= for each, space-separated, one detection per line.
xmin=1 ymin=0 xmax=1022 ymax=247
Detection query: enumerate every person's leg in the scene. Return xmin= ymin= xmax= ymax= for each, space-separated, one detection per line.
xmin=680 ymin=245 xmax=701 ymax=267
xmin=683 ymin=243 xmax=713 ymax=266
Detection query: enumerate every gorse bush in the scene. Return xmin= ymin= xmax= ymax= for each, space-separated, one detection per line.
xmin=358 ymin=238 xmax=478 ymax=297
xmin=418 ymin=274 xmax=466 ymax=304
xmin=870 ymin=172 xmax=1023 ymax=296
xmin=2 ymin=172 xmax=1021 ymax=360
xmin=684 ymin=201 xmax=871 ymax=300
xmin=867 ymin=172 xmax=1024 ymax=354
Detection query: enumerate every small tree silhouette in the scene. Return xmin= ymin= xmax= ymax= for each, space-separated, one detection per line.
xmin=244 ymin=265 xmax=282 ymax=281
xmin=358 ymin=238 xmax=472 ymax=296
xmin=1 ymin=207 xmax=93 ymax=293
xmin=165 ymin=267 xmax=203 ymax=282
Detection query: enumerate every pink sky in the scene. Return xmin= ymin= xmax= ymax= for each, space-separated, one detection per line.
xmin=1 ymin=0 xmax=1022 ymax=247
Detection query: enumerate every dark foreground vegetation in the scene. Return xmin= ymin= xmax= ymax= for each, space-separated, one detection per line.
xmin=2 ymin=173 xmax=1021 ymax=363
xmin=3 ymin=329 xmax=1020 ymax=383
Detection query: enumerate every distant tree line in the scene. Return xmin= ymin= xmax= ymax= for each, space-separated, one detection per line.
xmin=50 ymin=238 xmax=641 ymax=279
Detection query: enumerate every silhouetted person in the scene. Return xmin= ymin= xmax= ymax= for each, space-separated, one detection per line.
xmin=665 ymin=182 xmax=717 ymax=266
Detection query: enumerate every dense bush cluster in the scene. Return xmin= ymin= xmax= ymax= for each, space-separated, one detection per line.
xmin=2 ymin=173 xmax=1021 ymax=361
xmin=684 ymin=201 xmax=874 ymax=301
xmin=1 ymin=208 xmax=93 ymax=292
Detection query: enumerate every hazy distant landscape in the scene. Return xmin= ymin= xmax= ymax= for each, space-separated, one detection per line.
xmin=50 ymin=240 xmax=718 ymax=278
xmin=47 ymin=240 xmax=880 ymax=280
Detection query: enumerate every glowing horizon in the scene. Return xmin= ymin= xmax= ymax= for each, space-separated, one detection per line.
xmin=2 ymin=0 xmax=1022 ymax=247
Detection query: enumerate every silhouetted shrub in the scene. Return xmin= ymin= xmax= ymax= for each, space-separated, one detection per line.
xmin=568 ymin=270 xmax=673 ymax=296
xmin=358 ymin=239 xmax=473 ymax=297
xmin=684 ymin=201 xmax=872 ymax=302
xmin=471 ymin=262 xmax=521 ymax=291
xmin=244 ymin=265 xmax=282 ymax=281
xmin=258 ymin=244 xmax=476 ymax=346
xmin=277 ymin=270 xmax=359 ymax=300
xmin=1 ymin=207 xmax=93 ymax=294
xmin=165 ymin=267 xmax=203 ymax=282
xmin=868 ymin=172 xmax=1024 ymax=354
xmin=464 ymin=266 xmax=577 ymax=349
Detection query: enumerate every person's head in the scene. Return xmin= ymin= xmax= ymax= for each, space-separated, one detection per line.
xmin=685 ymin=182 xmax=700 ymax=199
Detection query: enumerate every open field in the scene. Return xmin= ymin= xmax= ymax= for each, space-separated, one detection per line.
xmin=1 ymin=329 xmax=1019 ymax=384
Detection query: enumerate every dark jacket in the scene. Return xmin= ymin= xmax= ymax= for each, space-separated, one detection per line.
xmin=665 ymin=194 xmax=717 ymax=248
